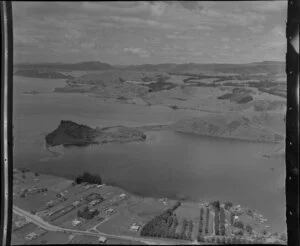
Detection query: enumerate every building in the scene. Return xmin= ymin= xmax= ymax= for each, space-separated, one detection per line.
xmin=98 ymin=236 xmax=107 ymax=243
xmin=89 ymin=199 xmax=100 ymax=206
xmin=105 ymin=208 xmax=114 ymax=214
xmin=72 ymin=219 xmax=81 ymax=227
xmin=97 ymin=185 xmax=103 ymax=188
xmin=25 ymin=232 xmax=37 ymax=240
xmin=119 ymin=193 xmax=126 ymax=199
xmin=72 ymin=201 xmax=80 ymax=207
xmin=130 ymin=223 xmax=140 ymax=232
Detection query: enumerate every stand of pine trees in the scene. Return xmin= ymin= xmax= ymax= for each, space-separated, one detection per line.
xmin=140 ymin=202 xmax=183 ymax=239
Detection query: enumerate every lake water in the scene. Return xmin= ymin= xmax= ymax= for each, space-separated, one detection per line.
xmin=13 ymin=75 xmax=286 ymax=232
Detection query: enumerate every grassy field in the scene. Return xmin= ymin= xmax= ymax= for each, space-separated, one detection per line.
xmin=29 ymin=231 xmax=70 ymax=245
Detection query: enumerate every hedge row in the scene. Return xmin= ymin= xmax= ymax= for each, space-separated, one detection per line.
xmin=198 ymin=207 xmax=204 ymax=234
xmin=220 ymin=207 xmax=226 ymax=236
xmin=204 ymin=208 xmax=209 ymax=234
xmin=214 ymin=207 xmax=220 ymax=235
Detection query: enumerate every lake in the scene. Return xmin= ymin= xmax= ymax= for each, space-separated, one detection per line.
xmin=13 ymin=75 xmax=286 ymax=232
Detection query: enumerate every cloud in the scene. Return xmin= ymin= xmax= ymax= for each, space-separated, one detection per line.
xmin=166 ymin=34 xmax=195 ymax=40
xmin=221 ymin=37 xmax=230 ymax=42
xmin=124 ymin=47 xmax=150 ymax=58
xmin=251 ymin=1 xmax=287 ymax=13
xmin=249 ymin=24 xmax=264 ymax=33
xmin=105 ymin=16 xmax=175 ymax=29
xmin=271 ymin=25 xmax=285 ymax=37
xmin=147 ymin=1 xmax=168 ymax=17
xmin=81 ymin=42 xmax=95 ymax=49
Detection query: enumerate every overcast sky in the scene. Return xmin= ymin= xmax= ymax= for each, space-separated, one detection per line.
xmin=13 ymin=1 xmax=287 ymax=65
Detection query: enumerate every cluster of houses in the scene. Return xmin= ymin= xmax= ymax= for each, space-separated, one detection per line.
xmin=13 ymin=216 xmax=29 ymax=230
xmin=25 ymin=228 xmax=46 ymax=241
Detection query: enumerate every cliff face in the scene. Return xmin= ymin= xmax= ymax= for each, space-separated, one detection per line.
xmin=45 ymin=120 xmax=146 ymax=147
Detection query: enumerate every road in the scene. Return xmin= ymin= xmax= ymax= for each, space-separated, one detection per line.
xmin=13 ymin=205 xmax=193 ymax=245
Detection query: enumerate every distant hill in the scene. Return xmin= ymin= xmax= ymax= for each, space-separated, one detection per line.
xmin=109 ymin=60 xmax=285 ymax=75
xmin=15 ymin=61 xmax=113 ymax=71
xmin=15 ymin=69 xmax=73 ymax=79
xmin=15 ymin=60 xmax=285 ymax=75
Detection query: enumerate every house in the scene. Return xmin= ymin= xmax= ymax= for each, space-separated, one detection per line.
xmin=105 ymin=208 xmax=114 ymax=214
xmin=72 ymin=201 xmax=80 ymax=207
xmin=25 ymin=232 xmax=37 ymax=240
xmin=130 ymin=223 xmax=140 ymax=232
xmin=98 ymin=236 xmax=107 ymax=243
xmin=72 ymin=219 xmax=81 ymax=227
xmin=89 ymin=200 xmax=99 ymax=206
xmin=57 ymin=192 xmax=65 ymax=198
xmin=46 ymin=200 xmax=55 ymax=208
xmin=119 ymin=193 xmax=126 ymax=199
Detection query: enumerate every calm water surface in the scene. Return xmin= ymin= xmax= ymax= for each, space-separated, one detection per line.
xmin=13 ymin=76 xmax=286 ymax=232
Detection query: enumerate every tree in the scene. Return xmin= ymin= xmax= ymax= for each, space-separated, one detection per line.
xmin=246 ymin=224 xmax=253 ymax=234
xmin=224 ymin=201 xmax=233 ymax=210
xmin=280 ymin=232 xmax=287 ymax=241
xmin=214 ymin=207 xmax=220 ymax=235
xmin=34 ymin=172 xmax=39 ymax=176
xmin=230 ymin=213 xmax=234 ymax=225
xmin=262 ymin=229 xmax=268 ymax=235
xmin=22 ymin=174 xmax=26 ymax=179
xmin=211 ymin=200 xmax=220 ymax=210
xmin=197 ymin=235 xmax=205 ymax=242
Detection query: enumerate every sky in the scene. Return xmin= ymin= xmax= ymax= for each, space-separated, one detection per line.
xmin=13 ymin=1 xmax=287 ymax=65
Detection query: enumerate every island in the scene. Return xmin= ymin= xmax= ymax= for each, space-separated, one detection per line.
xmin=45 ymin=120 xmax=146 ymax=147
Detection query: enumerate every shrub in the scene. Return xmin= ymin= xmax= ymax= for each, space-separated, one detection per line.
xmin=77 ymin=206 xmax=99 ymax=220
xmin=75 ymin=172 xmax=102 ymax=185
xmin=233 ymin=220 xmax=244 ymax=230
xmin=197 ymin=235 xmax=205 ymax=242
xmin=262 ymin=229 xmax=268 ymax=235
xmin=34 ymin=172 xmax=39 ymax=176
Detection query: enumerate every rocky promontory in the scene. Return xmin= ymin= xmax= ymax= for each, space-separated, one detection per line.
xmin=45 ymin=120 xmax=146 ymax=147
